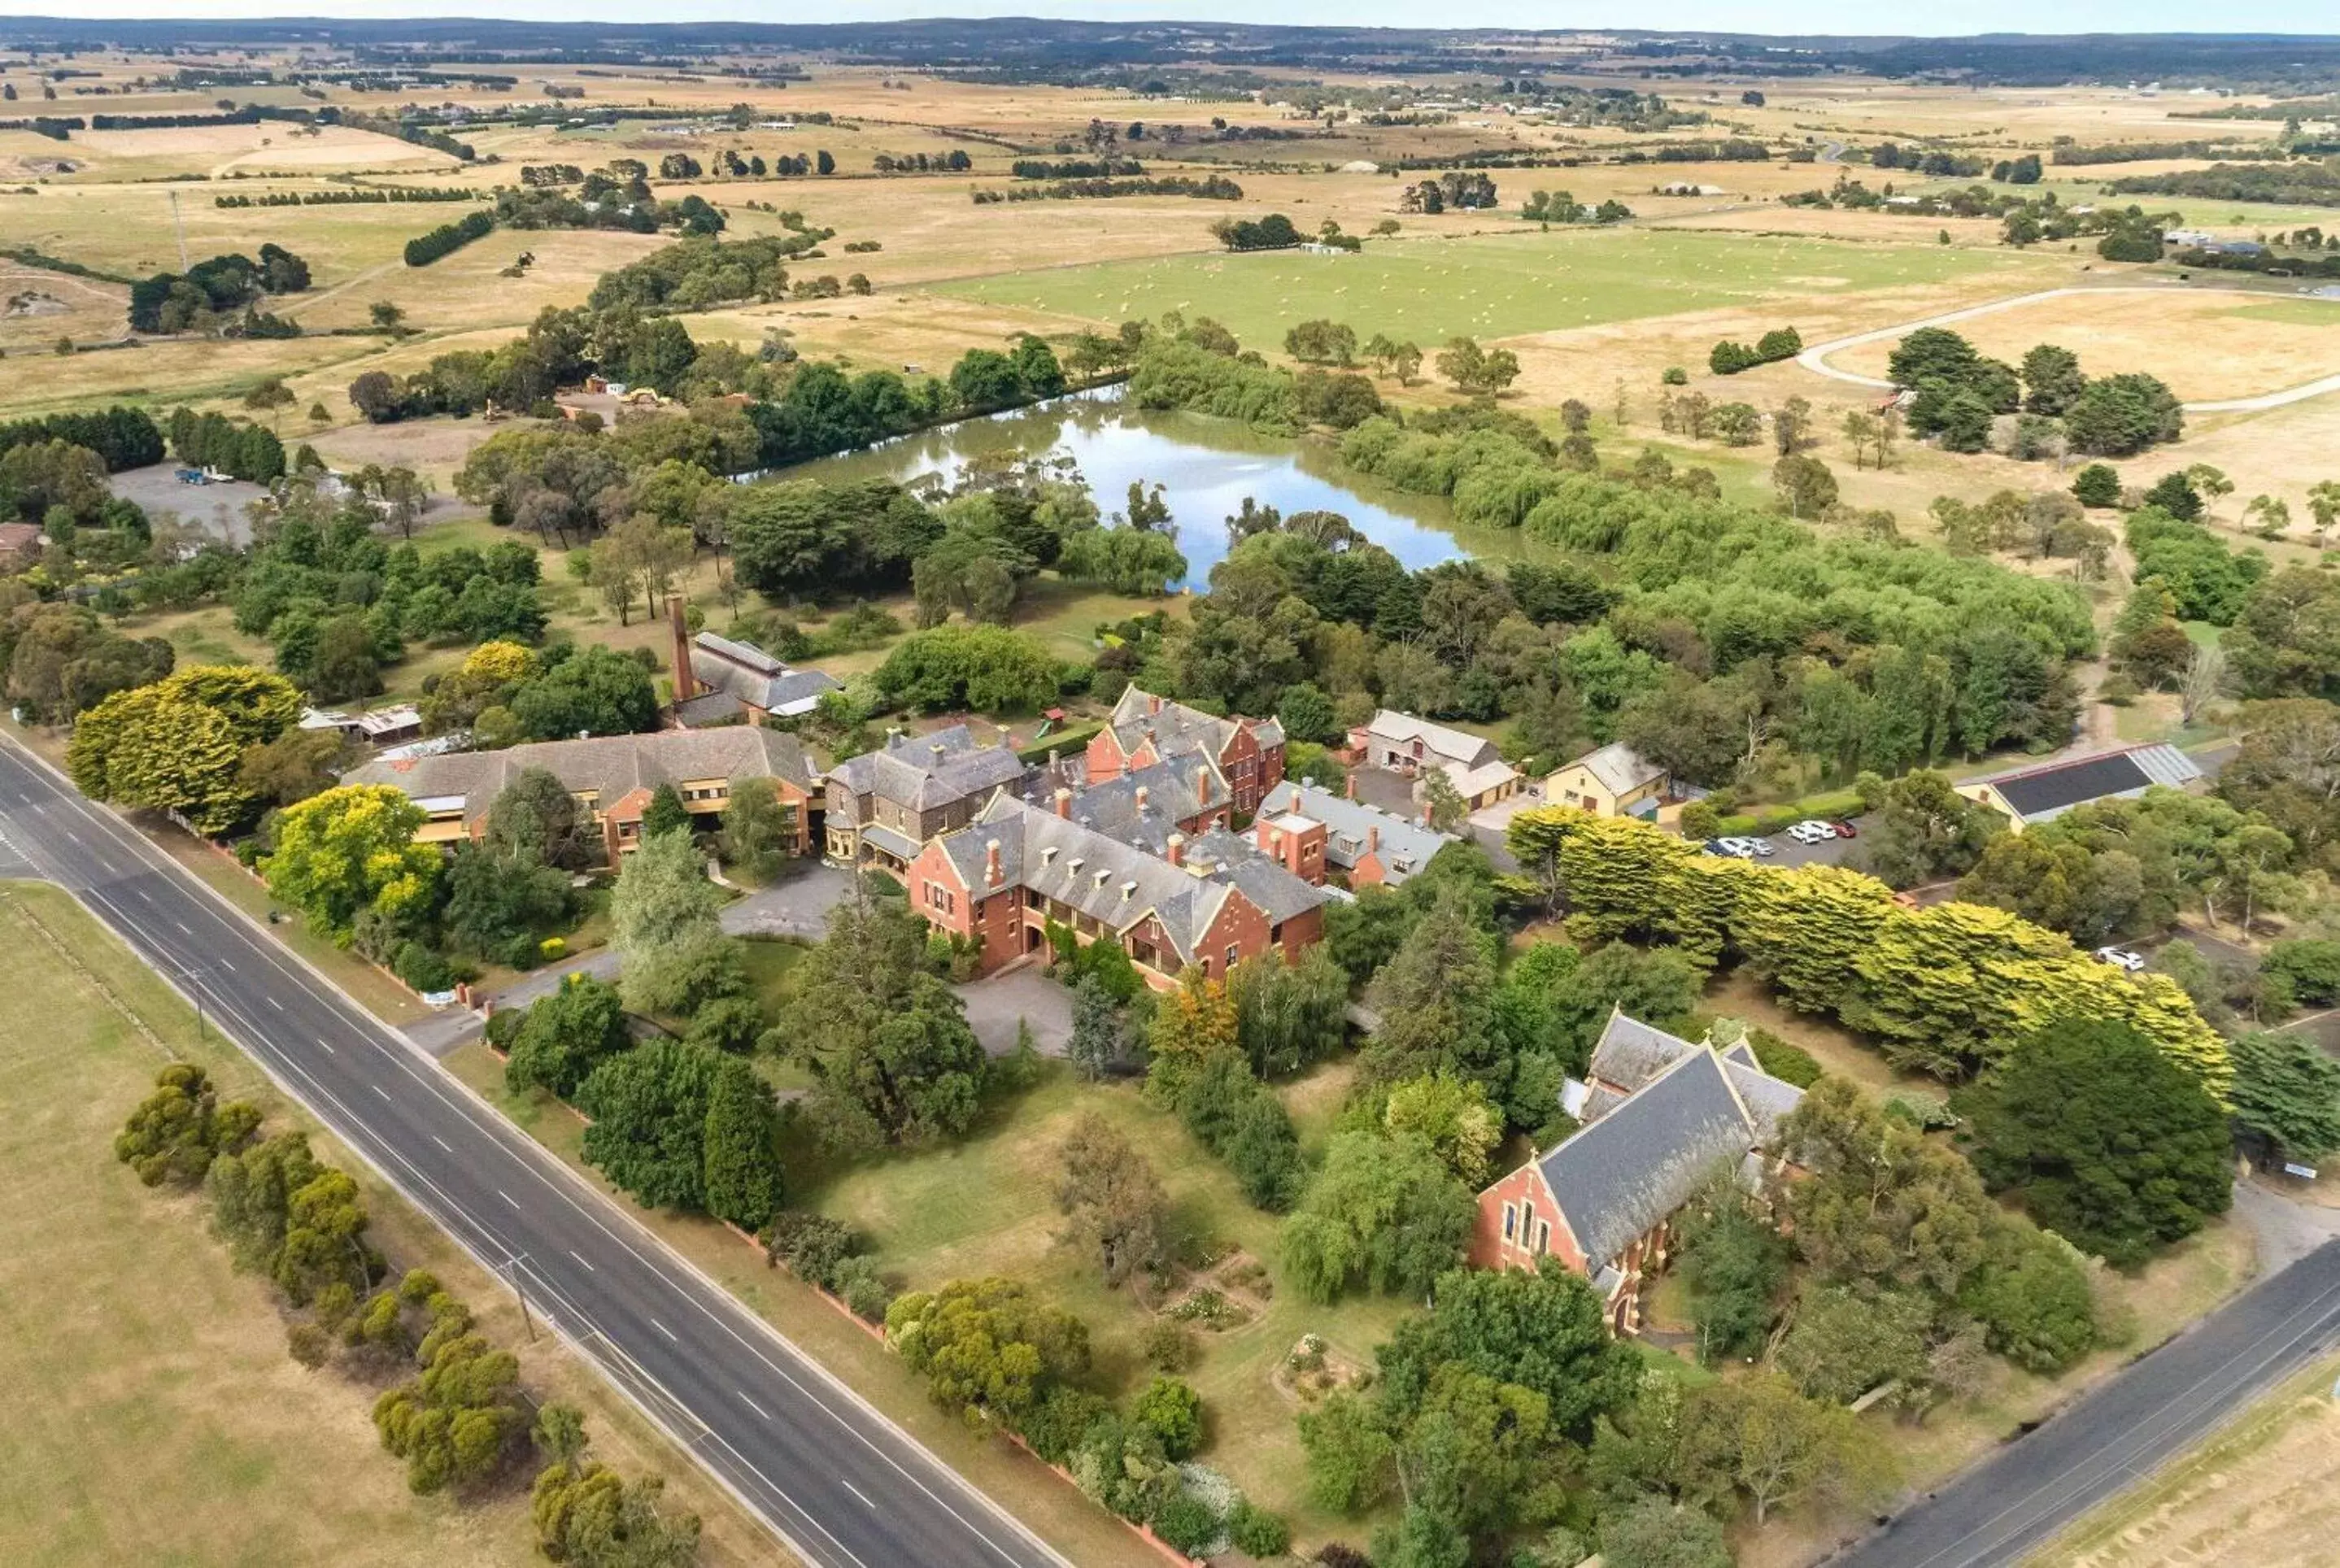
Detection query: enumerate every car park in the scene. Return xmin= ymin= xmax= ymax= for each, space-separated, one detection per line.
xmin=1786 ymin=820 xmax=1837 ymax=845
xmin=1718 ymin=836 xmax=1774 ymax=858
xmin=2094 ymin=946 xmax=2147 ymax=973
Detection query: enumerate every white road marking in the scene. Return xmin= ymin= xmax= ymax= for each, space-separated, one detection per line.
xmin=267 ymin=995 xmax=283 ymax=1010
xmin=173 ymin=921 xmax=191 ymax=935
xmin=499 ymin=1189 xmax=520 ymax=1208
xmin=433 ymin=1135 xmax=453 ymax=1152
xmin=652 ymin=1318 xmax=678 ymax=1342
xmin=569 ymin=1249 xmax=595 ymax=1272
xmin=316 ymin=1038 xmax=336 ymax=1055
xmin=371 ymin=1083 xmax=391 ymax=1100
xmin=738 ymin=1390 xmax=771 ymax=1420
xmin=840 ymin=1479 xmax=876 ymax=1509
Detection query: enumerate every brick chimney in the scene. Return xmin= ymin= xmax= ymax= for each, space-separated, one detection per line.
xmin=1196 ymin=763 xmax=1210 ymax=803
xmin=1344 ymin=772 xmax=1357 ymax=800
xmin=1367 ymin=825 xmax=1379 ymax=855
xmin=1148 ymin=693 xmax=1162 ymax=716
xmin=984 ymin=838 xmax=1002 ymax=888
xmin=1166 ymin=831 xmax=1184 ymax=868
xmin=668 ymin=596 xmax=695 ymax=702
xmin=1135 ymin=784 xmax=1148 ymax=813
xmin=1054 ymin=786 xmax=1072 ymax=819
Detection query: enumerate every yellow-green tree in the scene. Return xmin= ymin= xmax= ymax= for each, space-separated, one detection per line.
xmin=263 ymin=784 xmax=439 ymax=941
xmin=68 ymin=665 xmax=301 ymax=834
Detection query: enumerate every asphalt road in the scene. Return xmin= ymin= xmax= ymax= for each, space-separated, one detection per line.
xmin=1825 ymin=1235 xmax=2340 ymax=1568
xmin=0 ymin=735 xmax=1070 ymax=1568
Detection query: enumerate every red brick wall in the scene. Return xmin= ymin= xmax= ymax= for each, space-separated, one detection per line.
xmin=907 ymin=843 xmax=974 ymax=939
xmin=1274 ymin=904 xmax=1323 ymax=964
xmin=1350 ymin=849 xmax=1388 ymax=888
xmin=1252 ymin=815 xmax=1327 ymax=884
xmin=1084 ymin=729 xmax=1129 ymax=785
xmin=1193 ymin=891 xmax=1273 ymax=982
xmin=1468 ymin=1164 xmax=1586 ymax=1275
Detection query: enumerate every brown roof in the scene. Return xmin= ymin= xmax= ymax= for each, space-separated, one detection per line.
xmin=344 ymin=727 xmax=816 ymax=818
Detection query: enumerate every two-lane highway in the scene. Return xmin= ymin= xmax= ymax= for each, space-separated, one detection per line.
xmin=0 ymin=735 xmax=1074 ymax=1568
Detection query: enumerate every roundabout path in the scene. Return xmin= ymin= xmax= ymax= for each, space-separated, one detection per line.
xmin=1795 ymin=284 xmax=2340 ymax=413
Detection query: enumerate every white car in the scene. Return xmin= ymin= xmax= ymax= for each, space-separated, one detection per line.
xmin=2094 ymin=946 xmax=2147 ymax=973
xmin=1786 ymin=820 xmax=1837 ymax=846
xmin=1719 ymin=835 xmax=1775 ymax=859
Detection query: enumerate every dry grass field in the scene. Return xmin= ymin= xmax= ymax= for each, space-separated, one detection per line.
xmin=0 ymin=880 xmax=777 ymax=1568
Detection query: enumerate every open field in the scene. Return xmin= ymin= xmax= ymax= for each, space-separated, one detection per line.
xmin=1829 ymin=286 xmax=2340 ymax=403
xmin=939 ymin=225 xmax=2057 ymax=350
xmin=0 ymin=879 xmax=774 ymax=1568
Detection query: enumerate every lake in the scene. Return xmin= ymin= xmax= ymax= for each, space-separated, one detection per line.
xmin=773 ymin=390 xmax=1517 ymax=589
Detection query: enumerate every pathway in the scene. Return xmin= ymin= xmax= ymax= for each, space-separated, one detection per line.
xmin=1794 ymin=284 xmax=2340 ymax=414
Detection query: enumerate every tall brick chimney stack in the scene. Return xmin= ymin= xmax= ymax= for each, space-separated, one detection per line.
xmin=1054 ymin=787 xmax=1073 ymax=819
xmin=1166 ymin=832 xmax=1185 ymax=868
xmin=668 ymin=596 xmax=695 ymax=703
xmin=984 ymin=839 xmax=1003 ymax=888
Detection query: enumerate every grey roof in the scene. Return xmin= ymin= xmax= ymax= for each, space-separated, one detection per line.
xmin=826 ymin=725 xmax=1025 ymax=817
xmin=1258 ymin=780 xmax=1450 ymax=882
xmin=1108 ymin=686 xmax=1282 ymax=761
xmin=346 ymin=726 xmax=815 ymax=815
xmin=1723 ymin=1061 xmax=1805 ymax=1144
xmin=1973 ymin=743 xmax=2204 ymax=825
xmin=1586 ymin=1008 xmax=1702 ymax=1094
xmin=1568 ymin=742 xmax=1666 ymax=797
xmin=1183 ymin=829 xmax=1331 ymax=923
xmin=690 ymin=632 xmax=841 ymax=715
xmin=935 ymin=794 xmax=1327 ymax=965
xmin=673 ymin=689 xmax=747 ymax=727
xmin=1536 ymin=1050 xmax=1771 ymax=1270
xmin=1719 ymin=1039 xmax=1760 ymax=1070
xmin=1018 ymin=756 xmax=1227 ymax=856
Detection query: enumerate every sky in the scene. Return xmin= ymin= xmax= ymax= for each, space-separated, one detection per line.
xmin=13 ymin=2 xmax=2340 ymax=37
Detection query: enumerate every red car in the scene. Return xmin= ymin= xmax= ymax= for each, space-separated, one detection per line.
xmin=1831 ymin=821 xmax=1858 ymax=838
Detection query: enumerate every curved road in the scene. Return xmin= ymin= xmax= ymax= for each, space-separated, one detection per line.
xmin=1797 ymin=285 xmax=2340 ymax=413
xmin=0 ymin=734 xmax=1079 ymax=1568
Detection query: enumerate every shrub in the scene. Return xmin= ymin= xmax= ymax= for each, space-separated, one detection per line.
xmin=1142 ymin=1319 xmax=1198 ymax=1371
xmin=539 ymin=936 xmax=567 ymax=960
xmin=1227 ymin=1500 xmax=1292 ymax=1557
xmin=393 ymin=940 xmax=454 ymax=993
xmin=763 ymin=1210 xmax=859 ymax=1289
xmin=1131 ymin=1375 xmax=1204 ymax=1460
xmin=1661 ymin=366 xmax=1689 ymax=385
xmin=1150 ymin=1491 xmax=1222 ymax=1556
xmin=1747 ymin=1028 xmax=1823 ymax=1088
xmin=831 ymin=1255 xmax=894 ymax=1321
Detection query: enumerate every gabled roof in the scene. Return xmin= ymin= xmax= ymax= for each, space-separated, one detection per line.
xmin=1259 ymin=779 xmax=1451 ymax=880
xmin=1972 ymin=743 xmax=2203 ymax=825
xmin=1586 ymin=1008 xmax=1702 ymax=1094
xmin=346 ymin=727 xmax=816 ymax=817
xmin=1535 ymin=1048 xmax=1776 ymax=1271
xmin=1565 ymin=742 xmax=1666 ymax=797
xmin=826 ymin=725 xmax=1024 ymax=814
xmin=932 ymin=794 xmax=1327 ymax=965
xmin=1358 ymin=708 xmax=1499 ymax=769
xmin=1022 ymin=756 xmax=1227 ymax=856
xmin=690 ymin=632 xmax=841 ymax=715
xmin=1108 ymin=686 xmax=1283 ymax=760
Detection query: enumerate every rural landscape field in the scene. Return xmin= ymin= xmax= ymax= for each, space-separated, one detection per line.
xmin=7 ymin=14 xmax=2340 ymax=1568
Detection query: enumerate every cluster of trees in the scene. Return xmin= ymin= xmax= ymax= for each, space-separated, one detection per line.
xmin=2107 ymin=162 xmax=2340 ymax=206
xmin=402 ymin=208 xmax=495 ymax=268
xmin=1126 ymin=319 xmax=1388 ymax=433
xmin=117 ymin=1065 xmax=696 ymax=1557
xmin=870 ymin=149 xmax=976 ymax=172
xmin=1707 ymin=325 xmax=1802 ymax=376
xmin=1213 ymin=212 xmax=1305 ymax=251
xmin=0 ymin=404 xmax=163 ymax=472
xmin=2 ymin=600 xmax=176 ymax=723
xmin=975 ymin=173 xmax=1243 ymax=203
xmin=1890 ymin=328 xmax=2181 ymax=458
xmin=167 ymin=405 xmax=285 ymax=482
xmin=1402 ymin=171 xmax=1501 ymax=211
xmin=586 ymin=232 xmax=830 ymax=313
xmin=128 ymin=244 xmax=309 ymax=335
xmin=1870 ymin=141 xmax=1991 ymax=176
xmin=1012 ymin=156 xmax=1144 ymax=177
xmin=68 ymin=664 xmax=309 ymax=834
xmin=1507 ymin=808 xmax=2229 ymax=1089
xmin=1519 ymin=189 xmax=1633 ymax=224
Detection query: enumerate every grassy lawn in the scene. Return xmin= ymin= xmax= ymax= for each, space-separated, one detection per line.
xmin=938 ymin=226 xmax=2051 ymax=349
xmin=438 ymin=1039 xmax=1168 ymax=1568
xmin=0 ymin=880 xmax=776 ymax=1568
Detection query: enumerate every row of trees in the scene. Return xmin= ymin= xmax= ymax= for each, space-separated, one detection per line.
xmin=1890 ymin=329 xmax=2182 ymax=458
xmin=115 ymin=1065 xmax=699 ymax=1562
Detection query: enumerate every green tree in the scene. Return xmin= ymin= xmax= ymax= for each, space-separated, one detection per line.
xmin=717 ymin=774 xmax=795 ymax=881
xmin=263 ymin=784 xmax=439 ymax=940
xmin=641 ymin=782 xmax=692 ymax=841
xmin=2020 ymin=342 xmax=2088 ymax=416
xmin=1599 ymin=1496 xmax=1731 ymax=1568
xmin=1860 ymin=769 xmax=1998 ymax=889
xmin=1281 ymin=1130 xmax=1475 ymax=1302
xmin=1361 ymin=886 xmax=1504 ymax=1096
xmin=1771 ymin=453 xmax=1839 ymax=519
xmin=775 ymin=886 xmax=987 ymax=1148
xmin=485 ymin=766 xmax=587 ymax=869
xmin=1052 ymin=1112 xmax=1168 ymax=1287
xmin=1776 ymin=1283 xmax=1932 ymax=1404
xmin=884 ymin=1277 xmax=1090 ymax=1428
xmin=1229 ymin=946 xmax=1349 ymax=1077
xmin=575 ymin=1039 xmax=723 ymax=1213
xmin=114 ymin=1063 xmax=260 ymax=1187
xmin=1379 ymin=1261 xmax=1640 ymax=1440
xmin=1676 ymin=1373 xmax=1886 ymax=1526
xmin=1064 ymin=973 xmax=1129 ymax=1080
xmin=1674 ymin=1173 xmax=1790 ymax=1362
xmin=1959 ymin=1017 xmax=2232 ymax=1266
xmin=1129 ymin=1374 xmax=1204 ymax=1459
xmin=611 ymin=827 xmax=739 ymax=1017
xmin=1381 ymin=1074 xmax=1503 ymax=1186
xmin=700 ymin=1054 xmax=785 ymax=1230
xmin=2227 ymin=1029 xmax=2340 ymax=1163
xmin=531 ymin=1462 xmax=701 ymax=1568
xmin=503 ymin=975 xmax=630 ymax=1100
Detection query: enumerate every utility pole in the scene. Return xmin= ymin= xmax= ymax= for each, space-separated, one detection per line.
xmin=166 ymin=188 xmax=189 ymax=269
xmin=500 ymin=1254 xmax=538 ymax=1342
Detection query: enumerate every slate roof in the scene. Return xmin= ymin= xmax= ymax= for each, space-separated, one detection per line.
xmin=934 ymin=794 xmax=1327 ymax=965
xmin=1567 ymin=742 xmax=1666 ymax=797
xmin=1586 ymin=1008 xmax=1703 ymax=1093
xmin=1108 ymin=686 xmax=1283 ymax=759
xmin=346 ymin=727 xmax=816 ymax=817
xmin=1259 ymin=780 xmax=1451 ymax=882
xmin=1975 ymin=743 xmax=2203 ymax=825
xmin=1535 ymin=1049 xmax=1781 ymax=1271
xmin=826 ymin=725 xmax=1025 ymax=816
xmin=689 ymin=632 xmax=841 ymax=716
xmin=1018 ymin=756 xmax=1228 ymax=856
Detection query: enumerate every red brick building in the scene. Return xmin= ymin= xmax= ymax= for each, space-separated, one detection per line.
xmin=1471 ymin=1012 xmax=1805 ymax=1335
xmin=906 ymin=793 xmax=1327 ymax=989
xmin=1087 ymin=686 xmax=1286 ymax=815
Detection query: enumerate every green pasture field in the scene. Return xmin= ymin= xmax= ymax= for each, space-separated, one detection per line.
xmin=936 ymin=226 xmax=2055 ymax=348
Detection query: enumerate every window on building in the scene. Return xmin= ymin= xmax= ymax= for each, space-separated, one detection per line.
xmin=1225 ymin=944 xmax=1240 ymax=971
xmin=1536 ymin=1219 xmax=1551 ymax=1256
xmin=1501 ymin=1203 xmax=1518 ymax=1241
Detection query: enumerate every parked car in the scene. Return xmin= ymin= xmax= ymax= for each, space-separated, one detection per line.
xmin=1831 ymin=821 xmax=1858 ymax=838
xmin=2094 ymin=946 xmax=2147 ymax=973
xmin=1701 ymin=838 xmax=1735 ymax=857
xmin=1719 ymin=836 xmax=1774 ymax=859
xmin=1786 ymin=820 xmax=1836 ymax=845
